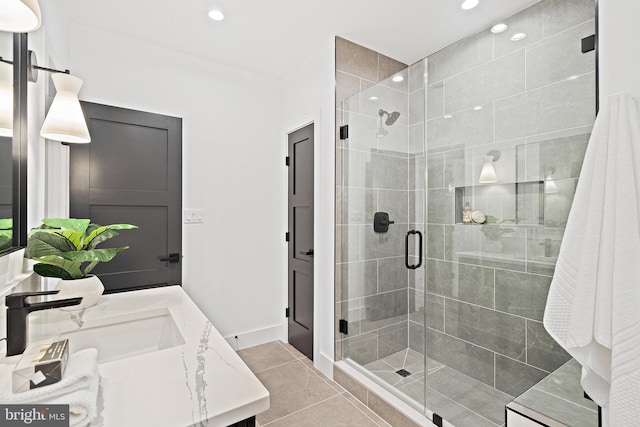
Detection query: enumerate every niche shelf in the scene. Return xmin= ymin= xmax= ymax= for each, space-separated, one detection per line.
xmin=454 ymin=181 xmax=545 ymax=226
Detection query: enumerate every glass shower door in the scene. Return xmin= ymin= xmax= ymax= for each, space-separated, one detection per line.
xmin=336 ymin=65 xmax=428 ymax=411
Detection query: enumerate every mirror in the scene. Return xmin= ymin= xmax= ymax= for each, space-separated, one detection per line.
xmin=0 ymin=32 xmax=12 ymax=254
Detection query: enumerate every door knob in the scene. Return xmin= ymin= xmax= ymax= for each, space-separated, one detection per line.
xmin=299 ymin=249 xmax=314 ymax=256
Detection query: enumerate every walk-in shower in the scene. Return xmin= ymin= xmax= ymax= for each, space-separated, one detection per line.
xmin=336 ymin=0 xmax=597 ymax=425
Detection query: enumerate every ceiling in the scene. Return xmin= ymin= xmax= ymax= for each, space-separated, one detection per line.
xmin=46 ymin=0 xmax=540 ymax=79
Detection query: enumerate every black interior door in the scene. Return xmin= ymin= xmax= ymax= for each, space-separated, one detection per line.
xmin=70 ymin=102 xmax=182 ymax=293
xmin=288 ymin=124 xmax=314 ymax=360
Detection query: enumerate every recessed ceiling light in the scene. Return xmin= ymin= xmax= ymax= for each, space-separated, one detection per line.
xmin=444 ymin=114 xmax=453 ymax=119
xmin=461 ymin=0 xmax=479 ymax=10
xmin=566 ymin=75 xmax=579 ymax=81
xmin=392 ymin=75 xmax=404 ymax=83
xmin=369 ymin=96 xmax=379 ymax=101
xmin=473 ymin=106 xmax=483 ymax=111
xmin=208 ymin=9 xmax=224 ymax=21
xmin=491 ymin=23 xmax=508 ymax=34
xmin=511 ymin=33 xmax=526 ymax=41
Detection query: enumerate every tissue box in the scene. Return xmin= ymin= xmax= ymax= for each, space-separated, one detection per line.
xmin=12 ymin=339 xmax=69 ymax=393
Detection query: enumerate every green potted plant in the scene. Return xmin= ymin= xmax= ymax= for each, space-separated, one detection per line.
xmin=25 ymin=218 xmax=137 ymax=309
xmin=0 ymin=218 xmax=11 ymax=252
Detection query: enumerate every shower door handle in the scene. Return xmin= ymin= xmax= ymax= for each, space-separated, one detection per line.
xmin=405 ymin=230 xmax=423 ymax=270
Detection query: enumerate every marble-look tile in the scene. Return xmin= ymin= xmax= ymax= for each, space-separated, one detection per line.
xmin=426 ymin=387 xmax=472 ymax=423
xmin=409 ymin=155 xmax=425 ymax=191
xmin=494 ymin=72 xmax=595 ymax=142
xmin=443 ymin=149 xmax=465 ymax=189
xmin=409 ymin=321 xmax=425 ymax=354
xmin=445 ymin=300 xmax=526 ymax=361
xmin=526 ymin=320 xmax=571 ymax=372
xmin=409 ymin=190 xmax=425 ymax=224
xmin=255 ymin=360 xmax=339 ymax=425
xmin=361 ymin=85 xmax=409 ymax=127
xmin=367 ymin=390 xmax=422 ymax=427
xmin=409 ymin=89 xmax=425 ymax=125
xmin=427 ymin=105 xmax=494 ymax=151
xmin=427 ymin=81 xmax=444 ymax=120
xmin=426 ymin=224 xmax=445 ymax=259
xmin=342 ymin=392 xmax=393 ymax=427
xmin=337 ymin=224 xmax=362 ymax=263
xmin=237 ymin=341 xmax=297 ymax=373
xmin=427 ymin=153 xmax=445 ymax=189
xmin=449 ymin=410 xmax=499 ymax=427
xmin=544 ymin=178 xmax=577 ymax=228
xmin=362 ymin=224 xmax=407 ymax=260
xmin=333 ymin=365 xmax=368 ymax=404
xmin=378 ymin=189 xmax=409 ymax=224
xmin=338 ymin=260 xmax=378 ymax=300
xmin=427 ymin=328 xmax=495 ymax=387
xmin=336 ymin=71 xmax=362 ymax=107
xmin=336 ymin=37 xmax=379 ymax=82
xmin=377 ymin=123 xmax=409 ymax=157
xmin=425 ymin=293 xmax=444 ymax=332
xmin=346 ymin=113 xmax=379 ymax=152
xmin=534 ymin=359 xmax=598 ymax=411
xmin=341 ymin=148 xmax=364 ymax=188
xmin=378 ymin=55 xmax=407 ymax=84
xmin=525 ymin=132 xmax=590 ymax=182
xmin=427 ymin=30 xmax=493 ymax=83
xmin=277 ymin=341 xmax=307 ymax=361
xmin=409 ymin=123 xmax=425 ymax=156
xmin=493 ymin=0 xmax=595 ymax=58
xmin=378 ymin=322 xmax=409 ymax=359
xmin=337 ymin=187 xmax=375 ymax=225
xmin=378 ymin=257 xmax=408 ymax=293
xmin=514 ymin=387 xmax=598 ymax=427
xmin=344 ymin=331 xmax=379 ymax=366
xmin=426 ymin=259 xmax=495 ymax=309
xmin=409 ymin=59 xmax=426 ymax=93
xmin=427 ymin=189 xmax=454 ymax=225
xmin=366 ymin=152 xmax=409 ymax=190
xmin=526 ymin=20 xmax=595 ymax=90
xmin=378 ymin=65 xmax=408 ymax=93
xmin=445 ymin=49 xmax=525 ymax=114
xmin=494 ymin=270 xmax=552 ymax=321
xmin=363 ymin=289 xmax=408 ymax=324
xmin=495 ymin=354 xmax=548 ymax=396
xmin=397 ymin=379 xmax=425 ymax=405
xmin=266 ymin=394 xmax=383 ymax=427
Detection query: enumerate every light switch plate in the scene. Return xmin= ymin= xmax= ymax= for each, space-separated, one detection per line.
xmin=184 ymin=208 xmax=204 ymax=224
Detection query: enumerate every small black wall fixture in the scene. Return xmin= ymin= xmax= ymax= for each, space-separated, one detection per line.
xmin=373 ymin=212 xmax=394 ymax=233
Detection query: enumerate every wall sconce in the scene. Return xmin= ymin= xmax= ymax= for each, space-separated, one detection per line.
xmin=0 ymin=0 xmax=41 ymax=33
xmin=0 ymin=51 xmax=91 ymax=143
xmin=0 ymin=61 xmax=12 ymax=137
xmin=478 ymin=150 xmax=500 ymax=183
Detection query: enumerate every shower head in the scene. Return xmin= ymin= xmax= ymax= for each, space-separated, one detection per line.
xmin=378 ymin=109 xmax=401 ymax=126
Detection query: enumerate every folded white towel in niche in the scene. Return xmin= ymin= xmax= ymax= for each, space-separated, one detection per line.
xmin=544 ymin=93 xmax=640 ymax=427
xmin=0 ymin=348 xmax=100 ymax=426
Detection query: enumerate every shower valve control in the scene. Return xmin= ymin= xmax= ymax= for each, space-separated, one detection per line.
xmin=374 ymin=212 xmax=395 ymax=233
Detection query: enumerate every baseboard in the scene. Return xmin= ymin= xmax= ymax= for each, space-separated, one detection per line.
xmin=224 ymin=323 xmax=284 ymax=351
xmin=315 ymin=350 xmax=335 ymax=379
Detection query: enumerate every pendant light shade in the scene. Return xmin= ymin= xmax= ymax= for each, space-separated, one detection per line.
xmin=0 ymin=0 xmax=42 ymax=33
xmin=478 ymin=157 xmax=498 ymax=183
xmin=40 ymin=73 xmax=91 ymax=143
xmin=0 ymin=62 xmax=12 ymax=137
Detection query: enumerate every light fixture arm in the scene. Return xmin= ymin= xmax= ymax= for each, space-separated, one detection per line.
xmin=0 ymin=51 xmax=71 ymax=83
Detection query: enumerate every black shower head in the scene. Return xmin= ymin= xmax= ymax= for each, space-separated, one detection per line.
xmin=379 ymin=109 xmax=401 ymax=126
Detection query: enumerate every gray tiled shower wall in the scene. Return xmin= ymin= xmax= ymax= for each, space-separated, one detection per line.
xmin=334 ymin=37 xmax=420 ymax=365
xmin=423 ymin=0 xmax=596 ymax=397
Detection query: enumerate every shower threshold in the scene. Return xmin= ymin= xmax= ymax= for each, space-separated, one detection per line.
xmin=359 ymin=348 xmax=514 ymax=427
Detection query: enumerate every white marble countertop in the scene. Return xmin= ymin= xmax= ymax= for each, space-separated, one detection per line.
xmin=0 ymin=285 xmax=269 ymax=427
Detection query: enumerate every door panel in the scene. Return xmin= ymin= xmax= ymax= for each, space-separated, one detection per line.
xmin=288 ymin=124 xmax=314 ymax=360
xmin=70 ymin=102 xmax=182 ymax=293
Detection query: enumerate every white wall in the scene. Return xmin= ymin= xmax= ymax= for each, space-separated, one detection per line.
xmin=40 ymin=16 xmax=286 ymax=345
xmin=280 ymin=38 xmax=336 ymax=376
xmin=598 ymin=1 xmax=640 ymax=100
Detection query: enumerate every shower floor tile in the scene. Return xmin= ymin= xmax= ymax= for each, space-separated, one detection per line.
xmin=365 ymin=348 xmax=512 ymax=426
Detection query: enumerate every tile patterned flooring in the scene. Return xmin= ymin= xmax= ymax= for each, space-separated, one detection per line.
xmin=364 ymin=349 xmax=513 ymax=427
xmin=237 ymin=341 xmax=391 ymax=427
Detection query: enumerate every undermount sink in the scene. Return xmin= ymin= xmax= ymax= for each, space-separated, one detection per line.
xmin=32 ymin=308 xmax=185 ymax=364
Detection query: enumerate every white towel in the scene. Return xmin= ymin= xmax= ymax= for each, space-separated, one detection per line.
xmin=544 ymin=93 xmax=640 ymax=426
xmin=0 ymin=348 xmax=100 ymax=427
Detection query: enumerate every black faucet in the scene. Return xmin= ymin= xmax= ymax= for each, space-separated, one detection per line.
xmin=5 ymin=290 xmax=83 ymax=356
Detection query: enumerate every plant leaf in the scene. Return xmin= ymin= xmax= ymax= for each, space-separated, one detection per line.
xmin=33 ymin=263 xmax=74 ymax=280
xmin=42 ymin=218 xmax=90 ymax=234
xmin=61 ymin=247 xmax=130 ymax=263
xmin=32 ymin=255 xmax=83 ymax=279
xmin=25 ymin=231 xmax=77 ymax=259
xmin=84 ymin=260 xmax=100 ymax=275
xmin=0 ymin=218 xmax=12 ymax=230
xmin=86 ymin=229 xmax=118 ymax=250
xmin=57 ymin=230 xmax=85 ymax=250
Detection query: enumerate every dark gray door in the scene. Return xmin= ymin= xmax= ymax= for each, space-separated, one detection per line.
xmin=288 ymin=124 xmax=314 ymax=360
xmin=70 ymin=102 xmax=182 ymax=293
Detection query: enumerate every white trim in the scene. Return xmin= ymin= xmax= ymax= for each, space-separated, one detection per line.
xmin=224 ymin=323 xmax=284 ymax=351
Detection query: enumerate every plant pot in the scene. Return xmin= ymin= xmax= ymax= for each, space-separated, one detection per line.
xmin=54 ymin=275 xmax=104 ymax=310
